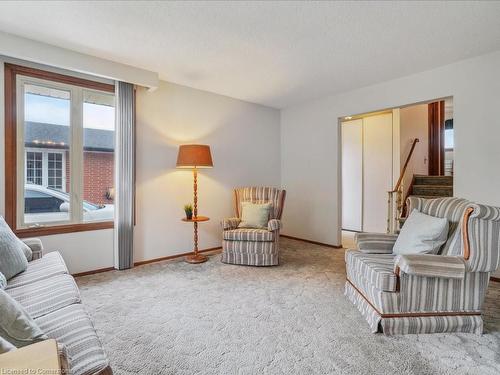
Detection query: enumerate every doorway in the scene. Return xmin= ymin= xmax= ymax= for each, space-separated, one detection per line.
xmin=340 ymin=97 xmax=454 ymax=237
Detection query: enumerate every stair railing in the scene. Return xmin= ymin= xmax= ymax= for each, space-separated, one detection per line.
xmin=387 ymin=138 xmax=419 ymax=233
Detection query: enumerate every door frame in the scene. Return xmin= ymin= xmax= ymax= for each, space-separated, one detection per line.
xmin=428 ymin=100 xmax=446 ymax=175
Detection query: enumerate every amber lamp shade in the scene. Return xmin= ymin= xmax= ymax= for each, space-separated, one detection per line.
xmin=176 ymin=144 xmax=213 ymax=169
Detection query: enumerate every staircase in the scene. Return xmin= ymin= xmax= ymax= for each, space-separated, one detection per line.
xmin=398 ymin=175 xmax=453 ymax=227
xmin=387 ymin=137 xmax=454 ymax=233
xmin=409 ymin=175 xmax=453 ymax=199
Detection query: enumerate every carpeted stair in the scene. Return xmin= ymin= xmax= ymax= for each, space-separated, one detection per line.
xmin=399 ymin=175 xmax=453 ymax=226
xmin=411 ymin=175 xmax=453 ymax=198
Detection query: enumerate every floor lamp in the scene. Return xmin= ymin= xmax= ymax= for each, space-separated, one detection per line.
xmin=176 ymin=144 xmax=213 ymax=263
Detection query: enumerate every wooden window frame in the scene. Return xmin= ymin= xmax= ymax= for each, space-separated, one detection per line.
xmin=4 ymin=63 xmax=115 ymax=237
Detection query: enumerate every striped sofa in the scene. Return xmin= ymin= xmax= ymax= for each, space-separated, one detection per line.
xmin=345 ymin=197 xmax=500 ymax=334
xmin=221 ymin=187 xmax=286 ymax=266
xmin=4 ymin=238 xmax=111 ymax=374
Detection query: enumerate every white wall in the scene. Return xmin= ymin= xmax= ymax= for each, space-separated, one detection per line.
xmin=31 ymin=230 xmax=114 ymax=274
xmin=134 ymin=81 xmax=281 ymax=262
xmin=0 ymin=31 xmax=159 ymax=89
xmin=399 ymin=104 xmax=429 ymax=193
xmin=281 ymin=50 xmax=500 ymax=247
xmin=0 ymin=60 xmax=280 ymax=273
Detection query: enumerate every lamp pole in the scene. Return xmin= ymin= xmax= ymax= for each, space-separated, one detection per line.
xmin=184 ymin=166 xmax=208 ymax=263
xmin=193 ymin=167 xmax=198 ymax=218
xmin=193 ymin=167 xmax=199 ymax=255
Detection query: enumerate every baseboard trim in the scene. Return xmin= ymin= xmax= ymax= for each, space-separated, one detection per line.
xmin=73 ymin=267 xmax=115 ymax=277
xmin=134 ymin=247 xmax=222 ymax=266
xmin=491 ymin=277 xmax=500 ymax=283
xmin=73 ymin=247 xmax=222 ymax=277
xmin=281 ymin=234 xmax=342 ymax=249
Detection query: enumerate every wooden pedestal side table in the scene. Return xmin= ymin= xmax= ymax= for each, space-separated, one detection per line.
xmin=182 ymin=215 xmax=210 ymax=263
xmin=0 ymin=339 xmax=63 ymax=374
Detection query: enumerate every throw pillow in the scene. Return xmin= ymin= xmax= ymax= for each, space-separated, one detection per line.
xmin=393 ymin=209 xmax=449 ymax=255
xmin=238 ymin=202 xmax=272 ymax=229
xmin=0 ymin=272 xmax=6 ymax=290
xmin=0 ymin=217 xmax=31 ymax=279
xmin=0 ymin=336 xmax=16 ymax=354
xmin=0 ymin=289 xmax=48 ymax=347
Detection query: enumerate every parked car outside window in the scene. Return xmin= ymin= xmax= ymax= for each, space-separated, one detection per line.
xmin=24 ymin=184 xmax=114 ymax=224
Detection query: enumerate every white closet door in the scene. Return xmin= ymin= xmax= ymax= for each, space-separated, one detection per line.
xmin=363 ymin=113 xmax=393 ymax=233
xmin=341 ymin=119 xmax=363 ymax=232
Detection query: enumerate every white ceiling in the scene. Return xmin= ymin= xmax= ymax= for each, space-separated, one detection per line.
xmin=1 ymin=1 xmax=500 ymax=109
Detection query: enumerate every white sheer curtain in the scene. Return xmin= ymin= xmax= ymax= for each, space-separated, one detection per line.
xmin=114 ymin=81 xmax=135 ymax=270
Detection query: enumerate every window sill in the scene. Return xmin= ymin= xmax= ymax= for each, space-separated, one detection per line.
xmin=15 ymin=221 xmax=114 ymax=238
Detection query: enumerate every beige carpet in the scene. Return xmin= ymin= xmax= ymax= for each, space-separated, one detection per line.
xmin=76 ymin=238 xmax=500 ymax=375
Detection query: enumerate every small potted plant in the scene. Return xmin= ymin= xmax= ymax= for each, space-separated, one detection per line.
xmin=184 ymin=204 xmax=193 ymax=220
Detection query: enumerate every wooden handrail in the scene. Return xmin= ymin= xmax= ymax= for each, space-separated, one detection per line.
xmin=390 ymin=138 xmax=419 ymax=193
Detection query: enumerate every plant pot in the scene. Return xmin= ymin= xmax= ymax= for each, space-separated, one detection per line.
xmin=185 ymin=212 xmax=193 ymax=220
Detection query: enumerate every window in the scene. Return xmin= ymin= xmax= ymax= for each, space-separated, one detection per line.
xmin=445 ymin=129 xmax=454 ymax=149
xmin=25 ymin=150 xmax=66 ymax=191
xmin=83 ymin=89 xmax=116 ymax=214
xmin=444 ymin=118 xmax=454 ymax=150
xmin=48 ymin=152 xmax=64 ymax=189
xmin=5 ymin=64 xmax=116 ymax=236
xmin=26 ymin=151 xmax=43 ymax=185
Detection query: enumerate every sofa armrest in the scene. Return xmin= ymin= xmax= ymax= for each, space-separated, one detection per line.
xmin=21 ymin=238 xmax=44 ymax=261
xmin=469 ymin=203 xmax=500 ymax=222
xmin=221 ymin=218 xmax=241 ymax=230
xmin=394 ymin=254 xmax=466 ymax=279
xmin=354 ymin=232 xmax=398 ymax=253
xmin=268 ymin=219 xmax=281 ymax=232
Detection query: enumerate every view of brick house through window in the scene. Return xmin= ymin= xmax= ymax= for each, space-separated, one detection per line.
xmin=24 ymin=121 xmax=114 ymax=206
xmin=23 ymin=82 xmax=115 ymax=225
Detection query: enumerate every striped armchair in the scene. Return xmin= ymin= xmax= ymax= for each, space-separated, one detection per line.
xmin=221 ymin=187 xmax=286 ymax=266
xmin=345 ymin=197 xmax=500 ymax=334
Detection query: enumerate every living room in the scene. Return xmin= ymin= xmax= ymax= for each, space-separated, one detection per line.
xmin=0 ymin=2 xmax=499 ymax=375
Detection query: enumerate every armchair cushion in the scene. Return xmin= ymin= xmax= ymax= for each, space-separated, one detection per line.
xmin=395 ymin=254 xmax=466 ymax=279
xmin=223 ymin=228 xmax=274 ymax=242
xmin=6 ymin=273 xmax=81 ymax=319
xmin=221 ymin=218 xmax=241 ymax=230
xmin=6 ymin=252 xmax=69 ymax=290
xmin=355 ymin=232 xmax=398 ymax=254
xmin=267 ymin=219 xmax=281 ymax=232
xmin=345 ymin=250 xmax=398 ymax=292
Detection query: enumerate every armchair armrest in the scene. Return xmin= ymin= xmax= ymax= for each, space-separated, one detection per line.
xmin=221 ymin=218 xmax=241 ymax=230
xmin=268 ymin=219 xmax=282 ymax=232
xmin=21 ymin=238 xmax=44 ymax=261
xmin=394 ymin=254 xmax=465 ymax=279
xmin=354 ymin=232 xmax=398 ymax=254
